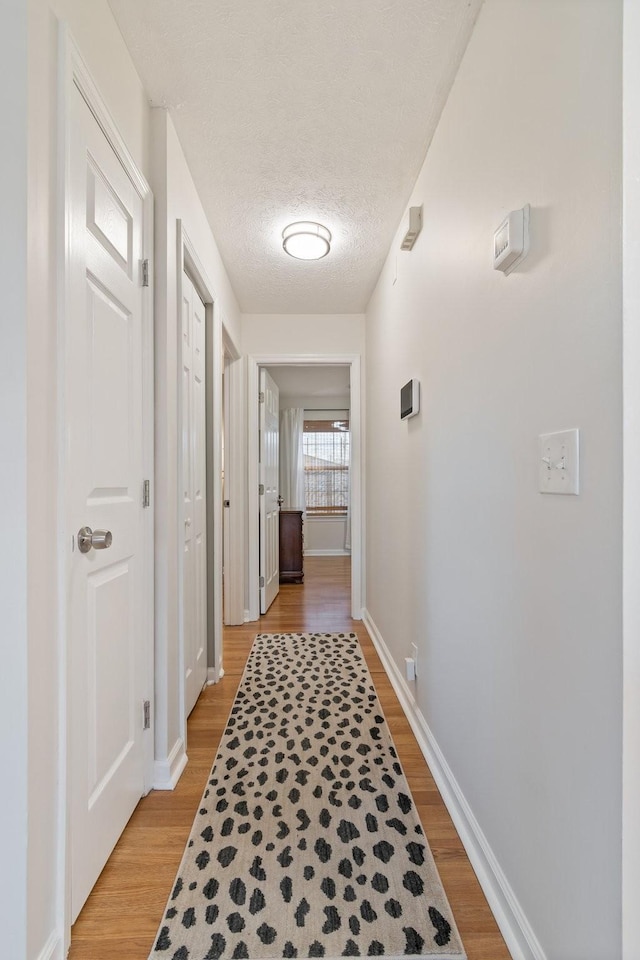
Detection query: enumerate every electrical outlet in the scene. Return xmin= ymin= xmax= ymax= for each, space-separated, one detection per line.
xmin=411 ymin=643 xmax=418 ymax=677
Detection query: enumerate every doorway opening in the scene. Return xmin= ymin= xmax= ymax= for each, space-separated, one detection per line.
xmin=247 ymin=354 xmax=362 ymax=623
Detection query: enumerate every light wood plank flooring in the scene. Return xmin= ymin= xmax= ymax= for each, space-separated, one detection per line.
xmin=69 ymin=557 xmax=511 ymax=960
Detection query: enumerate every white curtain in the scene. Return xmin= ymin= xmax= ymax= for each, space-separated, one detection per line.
xmin=279 ymin=408 xmax=306 ymax=513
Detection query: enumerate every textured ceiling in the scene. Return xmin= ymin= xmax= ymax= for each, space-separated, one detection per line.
xmin=108 ymin=0 xmax=482 ymax=313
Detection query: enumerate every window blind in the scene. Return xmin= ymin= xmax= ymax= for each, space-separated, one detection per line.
xmin=303 ymin=419 xmax=350 ymax=516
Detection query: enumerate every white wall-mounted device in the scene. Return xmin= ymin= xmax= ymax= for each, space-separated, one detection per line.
xmin=493 ymin=204 xmax=530 ymax=274
xmin=401 ymin=379 xmax=420 ymax=420
xmin=400 ymin=206 xmax=423 ymax=251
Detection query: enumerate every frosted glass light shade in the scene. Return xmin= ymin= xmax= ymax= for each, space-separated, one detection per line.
xmin=282 ymin=221 xmax=331 ymax=260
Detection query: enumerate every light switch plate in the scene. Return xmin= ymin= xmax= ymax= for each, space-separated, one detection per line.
xmin=539 ymin=429 xmax=579 ymax=495
xmin=411 ymin=642 xmax=418 ymax=677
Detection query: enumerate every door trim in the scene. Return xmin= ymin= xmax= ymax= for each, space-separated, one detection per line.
xmin=177 ymin=224 xmax=242 ymax=702
xmin=222 ymin=329 xmax=244 ymax=628
xmin=177 ymin=224 xmax=217 ymax=738
xmin=246 ymin=354 xmax=363 ymax=622
xmin=57 ymin=27 xmax=154 ymax=949
xmin=258 ymin=368 xmax=281 ymax=614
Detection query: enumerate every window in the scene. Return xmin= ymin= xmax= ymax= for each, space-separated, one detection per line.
xmin=303 ymin=419 xmax=350 ymax=516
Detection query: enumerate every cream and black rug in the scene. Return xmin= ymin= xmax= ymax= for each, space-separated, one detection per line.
xmin=150 ymin=633 xmax=465 ymax=960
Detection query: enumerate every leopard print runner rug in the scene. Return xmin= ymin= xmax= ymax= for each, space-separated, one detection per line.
xmin=150 ymin=633 xmax=466 ymax=960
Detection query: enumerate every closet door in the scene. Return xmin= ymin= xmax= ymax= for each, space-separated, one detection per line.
xmin=68 ymin=80 xmax=149 ymax=921
xmin=182 ymin=272 xmax=208 ymax=717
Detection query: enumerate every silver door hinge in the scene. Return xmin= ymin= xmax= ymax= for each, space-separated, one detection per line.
xmin=259 ymin=575 xmax=265 ymax=588
xmin=258 ymin=391 xmax=265 ymax=403
xmin=143 ymin=700 xmax=151 ymax=730
xmin=141 ymin=259 xmax=150 ymax=287
xmin=258 ymin=483 xmax=264 ymax=496
xmin=143 ymin=479 xmax=150 ymax=508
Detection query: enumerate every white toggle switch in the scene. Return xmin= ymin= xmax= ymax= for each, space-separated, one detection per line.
xmin=539 ymin=429 xmax=579 ymax=495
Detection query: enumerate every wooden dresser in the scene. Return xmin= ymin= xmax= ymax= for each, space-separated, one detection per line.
xmin=279 ymin=510 xmax=304 ymax=583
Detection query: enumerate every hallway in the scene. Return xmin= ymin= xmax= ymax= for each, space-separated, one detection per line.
xmin=68 ymin=557 xmax=510 ymax=960
xmin=5 ymin=3 xmax=631 ymax=956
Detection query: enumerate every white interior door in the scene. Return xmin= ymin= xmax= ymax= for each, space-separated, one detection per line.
xmin=223 ymin=358 xmax=231 ymax=625
xmin=259 ymin=369 xmax=280 ymax=613
xmin=182 ymin=272 xmax=208 ymax=716
xmin=68 ymin=84 xmax=148 ymax=920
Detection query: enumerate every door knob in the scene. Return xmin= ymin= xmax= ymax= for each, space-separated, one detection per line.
xmin=77 ymin=526 xmax=113 ymax=554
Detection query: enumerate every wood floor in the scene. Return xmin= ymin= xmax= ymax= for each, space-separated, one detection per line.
xmin=69 ymin=557 xmax=511 ymax=960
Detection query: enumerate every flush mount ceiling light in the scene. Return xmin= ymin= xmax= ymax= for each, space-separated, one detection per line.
xmin=282 ymin=221 xmax=331 ymax=260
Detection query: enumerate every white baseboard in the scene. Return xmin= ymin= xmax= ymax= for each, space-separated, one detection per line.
xmin=153 ymin=737 xmax=188 ymax=791
xmin=36 ymin=930 xmax=63 ymax=960
xmin=304 ymin=548 xmax=351 ymax=557
xmin=362 ymin=608 xmax=547 ymax=960
xmin=207 ymin=665 xmax=225 ymax=685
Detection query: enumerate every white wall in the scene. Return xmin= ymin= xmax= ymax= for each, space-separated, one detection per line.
xmin=242 ymin=314 xmax=365 ymax=356
xmin=151 ymin=108 xmax=241 ymax=780
xmin=280 ymin=396 xmax=350 ymax=412
xmin=622 ymin=1 xmax=640 ymax=955
xmin=304 ymin=518 xmax=349 ymax=556
xmin=364 ymin=2 xmax=622 ymax=958
xmin=2 ymin=2 xmax=28 ymax=957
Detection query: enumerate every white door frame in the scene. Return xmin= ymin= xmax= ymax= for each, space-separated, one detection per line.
xmin=222 ymin=329 xmax=245 ymax=627
xmin=180 ymin=270 xmax=208 ymax=717
xmin=177 ymin=226 xmax=244 ymax=698
xmin=177 ymin=225 xmax=220 ymax=725
xmin=247 ymin=354 xmax=363 ymax=622
xmin=57 ymin=28 xmax=155 ymax=948
xmin=258 ymin=368 xmax=281 ymax=614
